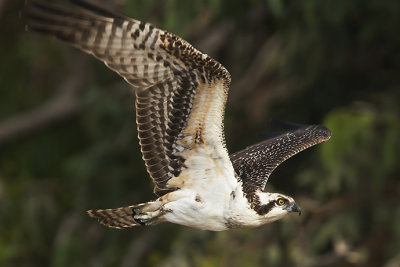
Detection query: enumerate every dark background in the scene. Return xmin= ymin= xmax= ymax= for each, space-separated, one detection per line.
xmin=1 ymin=0 xmax=399 ymax=266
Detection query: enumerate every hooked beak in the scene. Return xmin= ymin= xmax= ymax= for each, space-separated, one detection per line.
xmin=285 ymin=202 xmax=302 ymax=216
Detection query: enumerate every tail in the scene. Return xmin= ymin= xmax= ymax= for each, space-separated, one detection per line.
xmin=87 ymin=201 xmax=164 ymax=229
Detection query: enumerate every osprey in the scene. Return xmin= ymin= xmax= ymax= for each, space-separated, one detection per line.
xmin=27 ymin=0 xmax=331 ymax=231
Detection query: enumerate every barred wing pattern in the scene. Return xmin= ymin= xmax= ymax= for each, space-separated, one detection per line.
xmin=230 ymin=125 xmax=331 ymax=193
xmin=27 ymin=0 xmax=231 ymax=196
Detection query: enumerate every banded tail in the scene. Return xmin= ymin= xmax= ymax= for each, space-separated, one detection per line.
xmin=87 ymin=201 xmax=164 ymax=229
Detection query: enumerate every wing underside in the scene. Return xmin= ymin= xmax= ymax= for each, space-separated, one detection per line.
xmin=27 ymin=0 xmax=231 ymax=196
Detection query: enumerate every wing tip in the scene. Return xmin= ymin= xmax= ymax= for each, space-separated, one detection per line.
xmin=270 ymin=119 xmax=332 ymax=141
xmin=311 ymin=124 xmax=332 ymax=142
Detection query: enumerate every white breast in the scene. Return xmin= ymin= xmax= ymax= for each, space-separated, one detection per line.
xmin=163 ymin=144 xmax=239 ymax=231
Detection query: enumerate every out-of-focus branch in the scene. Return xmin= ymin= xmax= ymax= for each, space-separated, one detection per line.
xmin=384 ymin=251 xmax=400 ymax=267
xmin=0 ymin=59 xmax=89 ymax=146
xmin=121 ymin=230 xmax=158 ymax=267
xmin=301 ymin=253 xmax=347 ymax=267
xmin=228 ymin=37 xmax=304 ymax=122
xmin=230 ymin=37 xmax=282 ymax=102
xmin=0 ymin=0 xmax=9 ymax=17
xmin=193 ymin=20 xmax=234 ymax=57
xmin=299 ymin=237 xmax=363 ymax=267
xmin=307 ymin=192 xmax=366 ymax=221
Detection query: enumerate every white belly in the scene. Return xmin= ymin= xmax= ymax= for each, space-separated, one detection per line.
xmin=159 ymin=114 xmax=268 ymax=230
xmin=162 ymin=185 xmax=265 ymax=231
xmin=162 ymin=174 xmax=270 ymax=230
xmin=163 ymin=175 xmax=236 ymax=231
xmin=162 ymin=145 xmax=239 ymax=231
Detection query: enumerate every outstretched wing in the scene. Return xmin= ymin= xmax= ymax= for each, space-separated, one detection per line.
xmin=27 ymin=0 xmax=231 ymax=196
xmin=230 ymin=125 xmax=331 ymax=192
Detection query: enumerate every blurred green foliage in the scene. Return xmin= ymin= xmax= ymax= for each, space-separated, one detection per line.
xmin=1 ymin=0 xmax=399 ymax=266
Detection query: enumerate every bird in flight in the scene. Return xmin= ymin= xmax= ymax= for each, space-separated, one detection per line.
xmin=27 ymin=0 xmax=331 ymax=231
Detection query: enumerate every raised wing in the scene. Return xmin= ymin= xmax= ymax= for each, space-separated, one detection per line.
xmin=230 ymin=125 xmax=331 ymax=192
xmin=27 ymin=0 xmax=231 ymax=196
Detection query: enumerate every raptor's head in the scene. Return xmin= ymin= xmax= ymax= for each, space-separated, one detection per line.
xmin=254 ymin=192 xmax=301 ymax=223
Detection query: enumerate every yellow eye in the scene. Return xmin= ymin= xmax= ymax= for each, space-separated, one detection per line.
xmin=277 ymin=199 xmax=286 ymax=206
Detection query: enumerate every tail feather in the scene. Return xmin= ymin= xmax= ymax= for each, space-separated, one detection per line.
xmin=87 ymin=201 xmax=164 ymax=229
xmin=87 ymin=206 xmax=139 ymax=229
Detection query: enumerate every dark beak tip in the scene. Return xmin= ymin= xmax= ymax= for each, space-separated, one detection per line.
xmin=296 ymin=204 xmax=302 ymax=216
xmin=286 ymin=203 xmax=301 ymax=215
